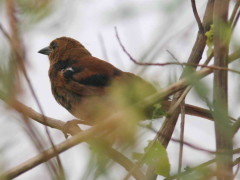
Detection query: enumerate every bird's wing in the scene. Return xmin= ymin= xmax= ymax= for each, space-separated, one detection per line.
xmin=53 ymin=56 xmax=121 ymax=96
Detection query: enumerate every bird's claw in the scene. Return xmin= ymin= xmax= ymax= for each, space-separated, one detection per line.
xmin=62 ymin=120 xmax=83 ymax=139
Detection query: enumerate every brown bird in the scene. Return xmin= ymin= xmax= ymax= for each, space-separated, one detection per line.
xmin=38 ymin=37 xmax=161 ymax=125
xmin=38 ymin=37 xmax=212 ymax=126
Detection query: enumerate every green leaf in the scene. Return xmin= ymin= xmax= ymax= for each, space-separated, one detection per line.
xmin=133 ymin=141 xmax=170 ymax=177
xmin=205 ymin=24 xmax=214 ymax=47
xmin=151 ymin=103 xmax=166 ymax=119
xmin=88 ymin=140 xmax=110 ymax=177
xmin=16 ymin=0 xmax=53 ymax=26
xmin=180 ymin=166 xmax=213 ymax=180
xmin=183 ymin=67 xmax=210 ymax=101
xmin=205 ymin=24 xmax=214 ymax=57
xmin=145 ymin=141 xmax=170 ymax=177
xmin=193 ymin=79 xmax=209 ymax=100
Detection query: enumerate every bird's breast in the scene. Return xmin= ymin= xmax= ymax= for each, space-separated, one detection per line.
xmin=49 ymin=68 xmax=73 ymax=110
xmin=51 ymin=84 xmax=74 ymax=110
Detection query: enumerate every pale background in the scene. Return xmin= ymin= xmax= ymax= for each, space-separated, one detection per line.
xmin=0 ymin=0 xmax=240 ymax=179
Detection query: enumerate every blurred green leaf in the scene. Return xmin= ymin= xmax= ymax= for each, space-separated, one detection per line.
xmin=0 ymin=53 xmax=20 ymax=100
xmin=0 ymin=0 xmax=4 ymax=5
xmin=205 ymin=24 xmax=214 ymax=57
xmin=212 ymin=101 xmax=232 ymax=135
xmin=151 ymin=103 xmax=166 ymax=119
xmin=183 ymin=66 xmax=209 ymax=101
xmin=193 ymin=80 xmax=210 ymax=101
xmin=180 ymin=166 xmax=213 ymax=180
xmin=17 ymin=0 xmax=54 ymax=26
xmin=88 ymin=140 xmax=111 ymax=179
xmin=133 ymin=141 xmax=170 ymax=177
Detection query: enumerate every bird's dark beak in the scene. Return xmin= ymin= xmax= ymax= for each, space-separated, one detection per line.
xmin=38 ymin=46 xmax=52 ymax=55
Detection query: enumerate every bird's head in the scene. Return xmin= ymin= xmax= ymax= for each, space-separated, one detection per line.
xmin=38 ymin=37 xmax=91 ymax=63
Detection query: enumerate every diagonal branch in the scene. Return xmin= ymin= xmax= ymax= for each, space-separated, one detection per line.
xmin=157 ymin=0 xmax=215 ymax=149
xmin=1 ymin=119 xmax=146 ymax=180
xmin=191 ymin=0 xmax=204 ymax=32
xmin=229 ymin=0 xmax=240 ymax=26
xmin=165 ymin=148 xmax=240 ymax=180
xmin=115 ymin=27 xmax=240 ymax=75
xmin=0 ymin=98 xmax=147 ymax=180
xmin=144 ymin=1 xmax=215 ymax=179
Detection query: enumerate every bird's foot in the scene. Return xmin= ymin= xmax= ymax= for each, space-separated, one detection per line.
xmin=62 ymin=119 xmax=85 ymax=138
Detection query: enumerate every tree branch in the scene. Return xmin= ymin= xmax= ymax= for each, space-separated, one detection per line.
xmin=229 ymin=0 xmax=240 ymax=26
xmin=5 ymin=0 xmax=63 ymax=177
xmin=165 ymin=148 xmax=240 ymax=180
xmin=213 ymin=1 xmax=233 ymax=179
xmin=144 ymin=1 xmax=215 ymax=179
xmin=191 ymin=0 xmax=204 ymax=32
xmin=0 ymin=102 xmax=147 ymax=180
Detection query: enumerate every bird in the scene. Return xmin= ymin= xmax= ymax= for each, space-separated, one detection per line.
xmin=38 ymin=37 xmax=163 ymax=126
xmin=38 ymin=37 xmax=213 ymax=128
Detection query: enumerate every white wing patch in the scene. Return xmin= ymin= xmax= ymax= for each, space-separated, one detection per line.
xmin=65 ymin=67 xmax=74 ymax=72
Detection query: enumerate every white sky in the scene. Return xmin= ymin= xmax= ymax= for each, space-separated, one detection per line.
xmin=0 ymin=0 xmax=240 ymax=179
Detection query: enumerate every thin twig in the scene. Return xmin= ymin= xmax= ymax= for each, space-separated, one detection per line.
xmin=144 ymin=1 xmax=215 ymax=178
xmin=5 ymin=1 xmax=65 ymax=177
xmin=233 ymin=160 xmax=240 ymax=179
xmin=166 ymin=152 xmax=240 ymax=180
xmin=150 ymin=128 xmax=216 ymax=154
xmin=0 ymin=95 xmax=146 ymax=180
xmin=165 ymin=159 xmax=216 ymax=180
xmin=0 ymin=24 xmax=11 ymax=39
xmin=167 ymin=87 xmax=191 ymax=116
xmin=0 ymin=92 xmax=222 ymax=132
xmin=125 ymin=119 xmax=216 ymax=180
xmin=154 ymin=1 xmax=214 ymax=161
xmin=191 ymin=0 xmax=204 ymax=32
xmin=233 ymin=118 xmax=240 ymax=135
xmin=166 ymin=50 xmax=184 ymax=69
xmin=177 ymin=102 xmax=186 ymax=179
xmin=0 ymin=80 xmax=234 ymax=180
xmin=115 ymin=27 xmax=240 ymax=75
xmin=230 ymin=0 xmax=240 ymax=41
xmin=1 ymin=112 xmax=147 ymax=180
xmin=5 ymin=1 xmax=60 ymax=177
xmin=98 ymin=33 xmax=109 ymax=62
xmin=203 ymin=52 xmax=214 ymax=65
xmin=229 ymin=0 xmax=240 ymax=26
xmin=0 ymin=94 xmax=219 ymax=179
xmin=0 ymin=93 xmax=222 ymax=156
xmin=232 ymin=9 xmax=240 ymax=30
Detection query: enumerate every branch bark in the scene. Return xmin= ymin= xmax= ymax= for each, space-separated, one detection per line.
xmin=157 ymin=0 xmax=215 ymax=148
xmin=146 ymin=1 xmax=215 ymax=179
xmin=1 ymin=120 xmax=145 ymax=180
xmin=0 ymin=101 xmax=146 ymax=180
xmin=6 ymin=0 xmax=62 ymax=178
xmin=213 ymin=0 xmax=233 ymax=179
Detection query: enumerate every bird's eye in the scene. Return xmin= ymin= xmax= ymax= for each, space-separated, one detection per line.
xmin=50 ymin=42 xmax=57 ymax=49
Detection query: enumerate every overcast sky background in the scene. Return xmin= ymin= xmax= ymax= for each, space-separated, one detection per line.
xmin=0 ymin=0 xmax=240 ymax=179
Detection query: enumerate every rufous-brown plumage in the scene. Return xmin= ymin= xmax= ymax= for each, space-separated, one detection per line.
xmin=38 ymin=37 xmax=158 ymax=123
